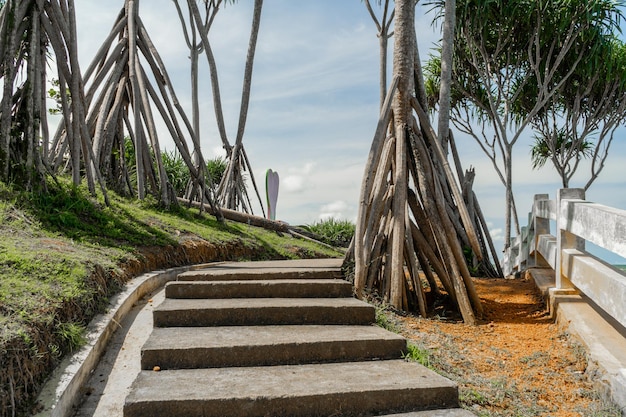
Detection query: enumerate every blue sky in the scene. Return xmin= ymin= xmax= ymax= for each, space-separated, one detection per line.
xmin=74 ymin=1 xmax=626 ymax=263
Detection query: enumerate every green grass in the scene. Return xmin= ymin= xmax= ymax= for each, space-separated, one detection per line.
xmin=0 ymin=181 xmax=341 ymax=331
xmin=22 ymin=183 xmax=177 ymax=247
xmin=0 ymin=178 xmax=342 ymax=416
xmin=403 ymin=342 xmax=433 ymax=368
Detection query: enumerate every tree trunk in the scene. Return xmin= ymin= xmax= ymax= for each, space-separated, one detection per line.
xmin=350 ymin=0 xmax=488 ymax=323
xmin=234 ymin=0 xmax=263 ymax=147
xmin=437 ymin=0 xmax=455 ymax=149
xmin=188 ymin=0 xmax=230 ymax=151
xmin=354 ymin=76 xmax=398 ymax=297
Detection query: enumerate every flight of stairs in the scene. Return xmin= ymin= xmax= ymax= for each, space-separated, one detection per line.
xmin=123 ymin=260 xmax=474 ymax=417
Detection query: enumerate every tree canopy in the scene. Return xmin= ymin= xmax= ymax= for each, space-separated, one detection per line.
xmin=425 ymin=0 xmax=625 ymax=247
xmin=527 ymin=36 xmax=626 ymax=189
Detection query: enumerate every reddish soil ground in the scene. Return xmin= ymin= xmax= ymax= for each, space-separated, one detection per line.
xmin=388 ymin=275 xmax=620 ymax=416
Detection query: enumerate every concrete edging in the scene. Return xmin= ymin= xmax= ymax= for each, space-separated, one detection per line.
xmin=34 ymin=262 xmax=218 ymax=417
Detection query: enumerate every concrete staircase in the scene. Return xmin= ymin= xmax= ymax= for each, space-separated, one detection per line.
xmin=124 ymin=259 xmax=474 ymax=417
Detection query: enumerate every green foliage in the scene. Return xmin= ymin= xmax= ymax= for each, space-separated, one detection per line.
xmin=47 ymin=78 xmax=70 ymax=115
xmin=162 ymin=149 xmax=191 ymax=197
xmin=23 ymin=179 xmax=174 ymax=247
xmin=159 ymin=152 xmax=228 ymax=197
xmin=462 ymin=246 xmax=480 ymax=276
xmin=303 ymin=218 xmax=355 ymax=248
xmin=206 ymin=157 xmax=227 ymax=185
xmin=460 ymin=388 xmax=490 ymax=406
xmin=114 ymin=136 xmax=138 ymax=195
xmin=426 ymin=0 xmax=625 ymax=123
xmin=530 ymin=130 xmax=594 ymax=170
xmin=525 ymin=36 xmax=626 ymax=187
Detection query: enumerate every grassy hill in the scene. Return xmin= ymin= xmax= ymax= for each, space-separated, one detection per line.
xmin=0 ymin=180 xmax=342 ymax=417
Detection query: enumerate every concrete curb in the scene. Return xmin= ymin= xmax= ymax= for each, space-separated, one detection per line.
xmin=34 ymin=262 xmax=217 ymax=417
xmin=527 ymin=268 xmax=626 ymax=415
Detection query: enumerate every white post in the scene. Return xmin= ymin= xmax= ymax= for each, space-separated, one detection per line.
xmin=520 ymin=225 xmax=528 ymax=269
xmin=533 ymin=194 xmax=550 ymax=267
xmin=556 ymin=188 xmax=585 ymax=289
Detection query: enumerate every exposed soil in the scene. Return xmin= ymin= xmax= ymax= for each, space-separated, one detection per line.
xmin=387 ymin=274 xmax=621 ymax=416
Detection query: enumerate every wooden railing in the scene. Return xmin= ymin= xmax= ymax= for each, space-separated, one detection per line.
xmin=503 ymin=189 xmax=626 ymax=330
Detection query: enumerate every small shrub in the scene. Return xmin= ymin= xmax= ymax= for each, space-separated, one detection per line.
xmin=303 ymin=218 xmax=354 ymax=248
xmin=206 ymin=157 xmax=227 ymax=185
xmin=162 ymin=149 xmax=191 ymax=197
xmin=460 ymin=388 xmax=491 ymax=407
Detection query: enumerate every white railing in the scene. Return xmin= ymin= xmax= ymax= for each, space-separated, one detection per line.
xmin=503 ymin=189 xmax=626 ymax=330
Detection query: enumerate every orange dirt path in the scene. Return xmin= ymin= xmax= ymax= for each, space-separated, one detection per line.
xmin=392 ymin=276 xmax=618 ymax=416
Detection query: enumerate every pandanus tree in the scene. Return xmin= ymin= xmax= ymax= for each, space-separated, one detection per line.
xmin=0 ymin=0 xmax=221 ymax=213
xmin=425 ymin=0 xmax=624 ymax=248
xmin=47 ymin=0 xmax=220 ymax=213
xmin=173 ymin=0 xmax=214 ymax=185
xmin=173 ymin=0 xmax=226 ymax=154
xmin=353 ymin=0 xmax=497 ymax=324
xmin=527 ymin=38 xmax=626 ymax=189
xmin=172 ymin=0 xmax=230 ymax=194
xmin=184 ymin=0 xmax=266 ymax=215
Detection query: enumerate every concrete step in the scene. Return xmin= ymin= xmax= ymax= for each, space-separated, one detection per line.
xmin=141 ymin=325 xmax=407 ymax=369
xmin=153 ymin=297 xmax=375 ymax=327
xmin=165 ymin=279 xmax=353 ymax=299
xmin=124 ymin=360 xmax=460 ymax=417
xmin=176 ymin=259 xmax=342 ymax=282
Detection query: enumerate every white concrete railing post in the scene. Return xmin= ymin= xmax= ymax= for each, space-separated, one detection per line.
xmin=518 ymin=232 xmax=523 ymax=267
xmin=524 ymin=210 xmax=534 ymax=268
xmin=556 ymin=188 xmax=586 ymax=289
xmin=533 ymin=194 xmax=550 ymax=268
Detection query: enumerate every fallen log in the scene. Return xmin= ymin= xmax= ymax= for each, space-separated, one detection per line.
xmin=177 ymin=197 xmax=340 ymax=252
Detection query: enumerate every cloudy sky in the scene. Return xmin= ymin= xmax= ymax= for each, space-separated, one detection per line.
xmin=74 ymin=1 xmax=626 ymax=263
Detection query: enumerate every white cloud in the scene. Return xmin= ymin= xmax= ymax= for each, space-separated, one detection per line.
xmin=282 ymin=175 xmax=305 ymax=193
xmin=207 ymin=146 xmax=227 ymax=160
xmin=321 ymin=201 xmax=348 ymax=213
xmin=288 ymin=163 xmax=315 ymax=176
xmin=275 ymin=163 xmax=316 ymax=193
xmin=319 ymin=200 xmax=354 ymax=222
xmin=319 ymin=212 xmax=340 ymax=221
xmin=487 ymin=227 xmax=504 ymax=246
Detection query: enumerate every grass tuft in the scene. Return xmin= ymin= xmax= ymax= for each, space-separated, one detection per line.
xmin=375 ymin=305 xmax=400 ymax=333
xmin=403 ymin=342 xmax=432 ymax=368
xmin=56 ymin=322 xmax=87 ymax=353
